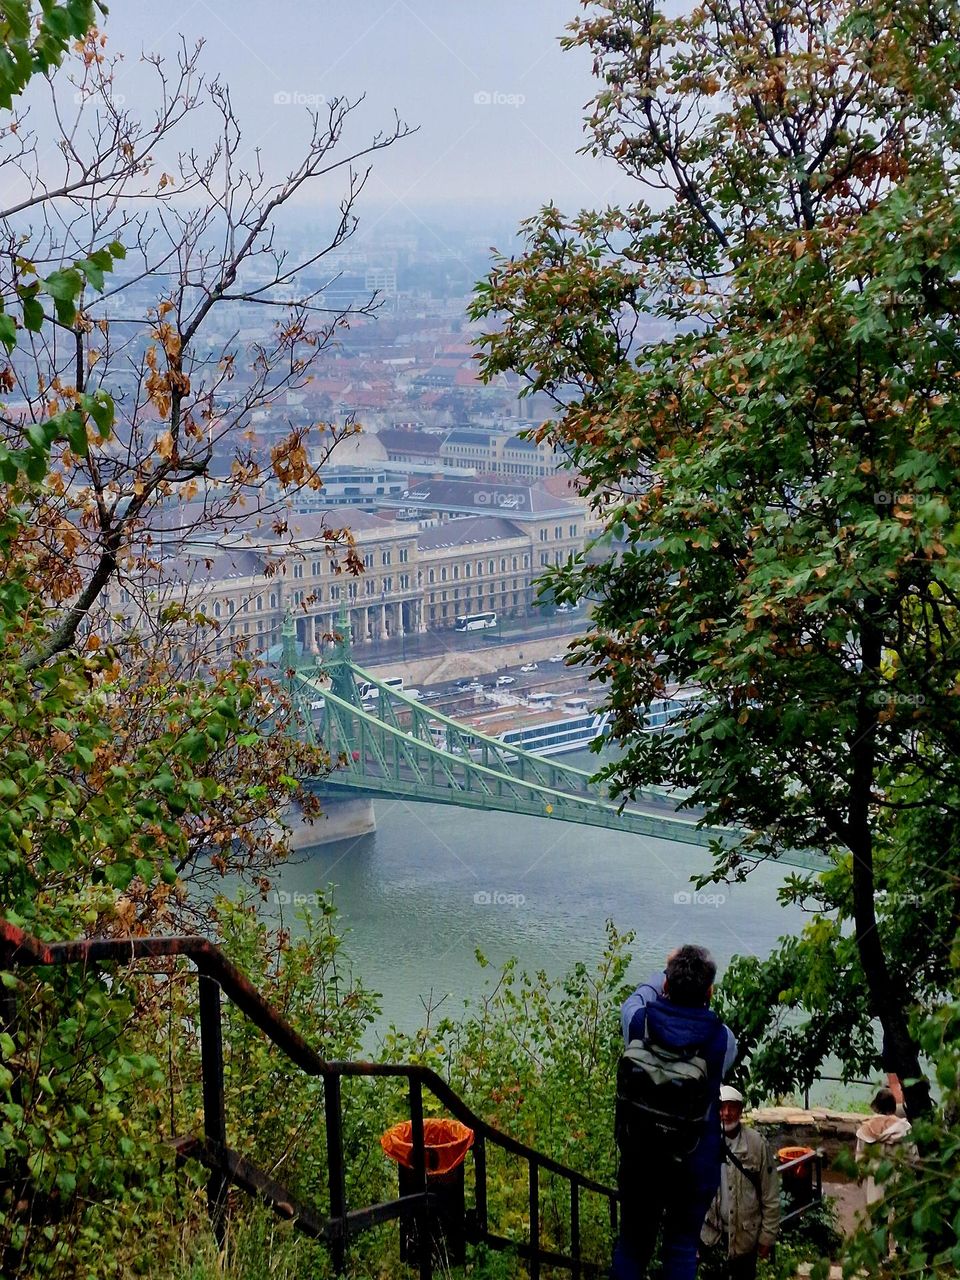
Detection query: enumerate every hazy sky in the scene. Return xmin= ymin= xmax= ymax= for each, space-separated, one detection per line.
xmin=97 ymin=0 xmax=636 ymax=226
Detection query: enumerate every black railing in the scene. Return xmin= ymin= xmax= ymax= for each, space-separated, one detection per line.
xmin=0 ymin=923 xmax=617 ymax=1278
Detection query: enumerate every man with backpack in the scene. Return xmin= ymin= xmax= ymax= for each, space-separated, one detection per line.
xmin=699 ymin=1086 xmax=780 ymax=1279
xmin=612 ymin=945 xmax=738 ymax=1280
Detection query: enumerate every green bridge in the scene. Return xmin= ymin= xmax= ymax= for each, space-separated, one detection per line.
xmin=283 ymin=614 xmax=827 ymax=872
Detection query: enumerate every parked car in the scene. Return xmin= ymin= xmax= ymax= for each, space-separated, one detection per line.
xmin=520 ymin=663 xmax=538 ymax=673
xmin=548 ymin=653 xmax=565 ymax=664
xmin=496 ymin=675 xmax=516 ymax=686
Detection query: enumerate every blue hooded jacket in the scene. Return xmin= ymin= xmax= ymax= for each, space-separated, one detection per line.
xmin=621 ymin=973 xmax=737 ymax=1188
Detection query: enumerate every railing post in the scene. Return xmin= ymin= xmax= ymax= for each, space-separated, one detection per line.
xmin=570 ymin=1178 xmax=581 ymax=1280
xmin=473 ymin=1133 xmax=487 ymax=1239
xmin=529 ymin=1158 xmax=540 ymax=1280
xmin=408 ymin=1076 xmax=432 ymax=1280
xmin=324 ymin=1070 xmax=347 ymax=1275
xmin=198 ymin=973 xmax=227 ymax=1248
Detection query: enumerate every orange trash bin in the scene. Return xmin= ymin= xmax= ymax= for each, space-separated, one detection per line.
xmin=777 ymin=1145 xmax=815 ymax=1202
xmin=381 ymin=1118 xmax=475 ymax=1264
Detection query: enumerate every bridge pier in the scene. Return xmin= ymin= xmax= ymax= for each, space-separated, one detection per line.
xmin=286 ymin=796 xmax=377 ymax=848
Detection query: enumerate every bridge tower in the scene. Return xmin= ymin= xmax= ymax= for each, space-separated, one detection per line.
xmin=324 ymin=602 xmax=358 ymax=703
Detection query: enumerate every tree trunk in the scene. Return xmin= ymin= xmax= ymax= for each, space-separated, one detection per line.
xmin=851 ymin=618 xmax=931 ymax=1119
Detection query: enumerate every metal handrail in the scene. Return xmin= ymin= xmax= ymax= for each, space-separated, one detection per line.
xmin=0 ymin=922 xmax=617 ymax=1278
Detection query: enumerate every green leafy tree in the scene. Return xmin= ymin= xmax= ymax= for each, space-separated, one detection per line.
xmin=472 ymin=0 xmax=960 ymax=1119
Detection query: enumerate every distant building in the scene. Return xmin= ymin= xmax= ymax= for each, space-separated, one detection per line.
xmin=376 ymin=424 xmax=562 ymax=479
xmin=106 ymin=479 xmax=597 ymax=659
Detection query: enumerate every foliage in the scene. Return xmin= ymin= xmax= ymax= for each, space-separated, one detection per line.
xmin=0 ymin=0 xmax=104 ymax=109
xmin=471 ymin=0 xmax=960 ymax=1117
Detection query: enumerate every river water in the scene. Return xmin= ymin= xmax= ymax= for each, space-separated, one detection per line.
xmin=269 ymin=779 xmax=810 ymax=1047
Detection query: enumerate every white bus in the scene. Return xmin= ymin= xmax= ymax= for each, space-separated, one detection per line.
xmin=359 ymin=676 xmax=404 ymax=701
xmin=454 ymin=611 xmax=497 ymax=632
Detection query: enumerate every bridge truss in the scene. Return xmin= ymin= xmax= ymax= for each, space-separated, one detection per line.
xmin=289 ymin=652 xmax=829 ymax=872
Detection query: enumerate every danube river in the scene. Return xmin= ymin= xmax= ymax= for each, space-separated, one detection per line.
xmin=268 ymin=789 xmax=810 ymax=1046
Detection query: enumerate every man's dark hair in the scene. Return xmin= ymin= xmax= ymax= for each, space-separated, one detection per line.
xmin=872 ymin=1087 xmax=897 ymax=1115
xmin=664 ymin=945 xmax=717 ymax=1007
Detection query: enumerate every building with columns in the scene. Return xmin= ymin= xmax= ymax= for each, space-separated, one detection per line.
xmin=107 ymin=477 xmax=597 ymax=659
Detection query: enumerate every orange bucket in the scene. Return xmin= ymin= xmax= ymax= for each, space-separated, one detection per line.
xmin=381 ymin=1118 xmax=474 ymax=1176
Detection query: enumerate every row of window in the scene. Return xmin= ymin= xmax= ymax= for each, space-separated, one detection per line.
xmin=539 ymin=525 xmax=579 ymax=541
xmin=427 ymin=554 xmax=531 ymax=585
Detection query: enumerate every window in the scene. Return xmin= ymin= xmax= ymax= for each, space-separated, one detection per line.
xmin=541 ymin=552 xmax=550 ymax=567
xmin=269 ymin=593 xmax=277 ymax=609
xmin=441 ymin=567 xmax=447 ymax=582
xmin=228 ymin=600 xmax=235 ymax=615
xmin=465 ymin=563 xmax=471 ymax=578
xmin=539 ymin=529 xmax=547 ymax=542
xmin=500 ymin=558 xmax=506 ymax=572
xmin=312 ymin=560 xmax=323 ymax=575
xmin=256 ymin=595 xmax=263 ymax=611
xmin=555 ymin=526 xmax=563 ymax=539
xmin=214 ymin=602 xmax=221 ymax=618
xmin=381 ymin=550 xmax=391 ymax=566
xmin=363 ymin=553 xmax=374 ymax=569
xmin=365 ymin=580 xmax=375 ymax=596
xmin=293 ymin=562 xmax=304 ymax=579
xmin=488 ymin=560 xmax=494 ymax=574
xmin=330 ymin=585 xmax=340 ymax=601
xmin=429 ymin=569 xmax=435 ymax=584
xmin=243 ymin=622 xmax=250 ymax=634
xmin=512 ymin=556 xmax=518 ymax=570
xmin=384 ymin=576 xmax=393 ymax=592
xmin=477 ymin=561 xmax=483 ymax=577
xmin=349 ymin=583 xmax=358 ymax=599
xmin=569 ymin=524 xmax=577 ymax=538
xmin=452 ymin=564 xmax=459 ymax=580
xmin=400 ymin=574 xmax=409 ymax=590
xmin=399 ymin=547 xmax=409 ymax=563
xmin=523 ymin=555 xmax=530 ymax=569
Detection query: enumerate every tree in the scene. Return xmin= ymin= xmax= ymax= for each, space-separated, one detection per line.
xmin=472 ymin=0 xmax=960 ymax=1118
xmin=0 ymin=12 xmax=411 ymax=1272
xmin=0 ymin=29 xmax=412 ymax=668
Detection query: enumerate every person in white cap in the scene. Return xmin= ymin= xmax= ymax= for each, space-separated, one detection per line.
xmin=699 ymin=1086 xmax=779 ymax=1279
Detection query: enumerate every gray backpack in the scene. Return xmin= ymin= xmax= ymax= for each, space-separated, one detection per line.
xmin=615 ymin=1034 xmax=713 ymax=1163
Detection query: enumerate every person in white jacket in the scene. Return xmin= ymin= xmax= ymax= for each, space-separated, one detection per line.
xmin=855 ymin=1088 xmax=913 ymax=1207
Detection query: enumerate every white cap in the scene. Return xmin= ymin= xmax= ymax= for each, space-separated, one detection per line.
xmin=719 ymin=1085 xmax=745 ymax=1105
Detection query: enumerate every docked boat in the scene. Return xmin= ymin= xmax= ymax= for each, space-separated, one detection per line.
xmin=497 ymin=707 xmax=612 ymax=758
xmin=428 ymin=700 xmax=612 ymax=761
